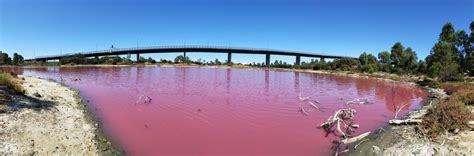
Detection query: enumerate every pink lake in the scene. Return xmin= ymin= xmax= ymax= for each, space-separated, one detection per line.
xmin=14 ymin=66 xmax=428 ymax=155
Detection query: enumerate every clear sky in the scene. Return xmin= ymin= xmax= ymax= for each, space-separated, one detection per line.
xmin=1 ymin=0 xmax=473 ymax=64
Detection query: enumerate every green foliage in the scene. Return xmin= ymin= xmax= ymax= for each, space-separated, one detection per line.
xmin=426 ymin=22 xmax=463 ymax=81
xmin=390 ymin=42 xmax=405 ymax=70
xmin=12 ymin=53 xmax=24 ymax=65
xmin=331 ymin=57 xmax=358 ymax=71
xmin=360 ymin=64 xmax=378 ymax=73
xmin=270 ymin=60 xmax=292 ymax=68
xmin=312 ymin=59 xmax=330 ymax=70
xmin=390 ymin=42 xmax=418 ymax=74
xmin=174 ymin=55 xmax=191 ymax=63
xmin=1 ymin=53 xmax=12 ymax=65
xmin=358 ymin=52 xmax=378 ymax=73
xmin=377 ymin=51 xmax=391 ymax=72
xmin=416 ymin=60 xmax=427 ymax=74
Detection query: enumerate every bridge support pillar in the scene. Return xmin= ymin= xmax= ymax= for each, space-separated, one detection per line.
xmin=295 ymin=55 xmax=301 ymax=65
xmin=136 ymin=53 xmax=140 ymax=63
xmin=265 ymin=53 xmax=271 ymax=67
xmin=227 ymin=52 xmax=232 ymax=64
xmin=183 ymin=52 xmax=187 ymax=58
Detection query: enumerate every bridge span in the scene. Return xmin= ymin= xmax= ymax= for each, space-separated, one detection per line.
xmin=26 ymin=45 xmax=355 ymax=66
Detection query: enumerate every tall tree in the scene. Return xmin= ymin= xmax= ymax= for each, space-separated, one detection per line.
xmin=467 ymin=21 xmax=474 ymax=76
xmin=0 ymin=51 xmax=4 ymax=64
xmin=359 ymin=52 xmax=377 ymax=65
xmin=1 ymin=53 xmax=11 ymax=65
xmin=456 ymin=30 xmax=471 ymax=72
xmin=402 ymin=47 xmax=418 ymax=73
xmin=390 ymin=42 xmax=405 ymax=72
xmin=12 ymin=53 xmax=19 ymax=65
xmin=426 ymin=22 xmax=462 ymax=81
xmin=378 ymin=51 xmax=391 ymax=72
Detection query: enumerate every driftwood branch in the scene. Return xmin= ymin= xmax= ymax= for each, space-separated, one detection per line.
xmin=297 ymin=94 xmax=321 ymax=115
xmin=346 ymin=97 xmax=370 ymax=105
xmin=389 ymin=119 xmax=422 ymax=125
xmin=320 ymin=108 xmax=356 ymax=138
xmin=343 ymin=131 xmax=370 ymax=144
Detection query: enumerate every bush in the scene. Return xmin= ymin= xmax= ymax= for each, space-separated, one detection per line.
xmin=0 ymin=72 xmax=24 ymax=94
xmin=420 ymin=83 xmax=474 ymax=138
xmin=420 ymin=96 xmax=472 ymax=138
xmin=360 ymin=64 xmax=378 ymax=73
xmin=417 ymin=78 xmax=440 ymax=88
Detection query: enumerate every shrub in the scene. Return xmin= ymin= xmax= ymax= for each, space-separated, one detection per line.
xmin=420 ymin=96 xmax=472 ymax=138
xmin=417 ymin=78 xmax=440 ymax=88
xmin=0 ymin=72 xmax=25 ymax=94
xmin=420 ymin=83 xmax=474 ymax=138
xmin=360 ymin=64 xmax=378 ymax=73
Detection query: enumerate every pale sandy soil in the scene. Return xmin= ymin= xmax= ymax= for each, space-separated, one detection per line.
xmin=0 ymin=76 xmax=117 ymax=155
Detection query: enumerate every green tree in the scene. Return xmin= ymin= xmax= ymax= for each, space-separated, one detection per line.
xmin=359 ymin=52 xmax=377 ymax=65
xmin=426 ymin=22 xmax=462 ymax=81
xmin=390 ymin=42 xmax=405 ymax=73
xmin=331 ymin=57 xmax=358 ymax=71
xmin=378 ymin=51 xmax=391 ymax=72
xmin=2 ymin=53 xmax=12 ymax=65
xmin=465 ymin=21 xmax=474 ymax=76
xmin=174 ymin=55 xmax=190 ymax=63
xmin=12 ymin=53 xmax=24 ymax=65
xmin=456 ymin=30 xmax=471 ymax=73
xmin=389 ymin=42 xmax=418 ymax=74
xmin=402 ymin=47 xmax=418 ymax=73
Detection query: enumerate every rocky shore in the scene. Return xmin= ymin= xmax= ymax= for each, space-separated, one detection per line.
xmin=0 ymin=76 xmax=118 ymax=155
xmin=349 ymin=87 xmax=474 ymax=155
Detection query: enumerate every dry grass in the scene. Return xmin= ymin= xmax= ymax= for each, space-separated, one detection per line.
xmin=0 ymin=72 xmax=25 ymax=95
xmin=420 ymin=83 xmax=474 ymax=138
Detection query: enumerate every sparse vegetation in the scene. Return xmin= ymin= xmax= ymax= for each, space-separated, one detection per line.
xmin=0 ymin=72 xmax=25 ymax=94
xmin=420 ymin=83 xmax=474 ymax=138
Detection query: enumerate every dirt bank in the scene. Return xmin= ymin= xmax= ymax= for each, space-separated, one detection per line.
xmin=0 ymin=76 xmax=118 ymax=155
xmin=349 ymin=87 xmax=474 ymax=155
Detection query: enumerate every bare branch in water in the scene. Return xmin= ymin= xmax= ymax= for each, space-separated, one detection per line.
xmin=346 ymin=97 xmax=370 ymax=105
xmin=319 ymin=108 xmax=357 ymax=138
xmin=394 ymin=102 xmax=410 ymax=119
xmin=297 ymin=94 xmax=322 ymax=115
xmin=136 ymin=94 xmax=152 ymax=105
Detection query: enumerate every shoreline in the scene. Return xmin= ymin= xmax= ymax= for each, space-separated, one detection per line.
xmin=0 ymin=76 xmax=120 ymax=155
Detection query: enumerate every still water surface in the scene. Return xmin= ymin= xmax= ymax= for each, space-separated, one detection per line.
xmin=15 ymin=66 xmax=427 ymax=155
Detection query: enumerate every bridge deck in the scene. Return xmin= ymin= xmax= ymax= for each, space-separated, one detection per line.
xmin=26 ymin=45 xmax=354 ymax=61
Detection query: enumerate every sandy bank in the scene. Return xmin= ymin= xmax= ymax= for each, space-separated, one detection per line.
xmin=0 ymin=76 xmax=117 ymax=155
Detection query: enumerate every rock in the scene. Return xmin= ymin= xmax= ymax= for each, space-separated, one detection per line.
xmin=350 ymin=124 xmax=359 ymax=128
xmin=454 ymin=129 xmax=460 ymax=134
xmin=33 ymin=92 xmax=42 ymax=98
xmin=468 ymin=121 xmax=474 ymax=129
xmin=372 ymin=145 xmax=381 ymax=153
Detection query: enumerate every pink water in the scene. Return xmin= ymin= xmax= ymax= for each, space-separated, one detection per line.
xmin=15 ymin=66 xmax=428 ymax=155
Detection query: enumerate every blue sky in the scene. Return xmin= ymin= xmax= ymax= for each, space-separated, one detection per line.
xmin=1 ymin=0 xmax=473 ymax=64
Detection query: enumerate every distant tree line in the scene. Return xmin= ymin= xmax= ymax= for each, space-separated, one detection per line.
xmin=0 ymin=51 xmax=24 ymax=65
xmin=36 ymin=21 xmax=474 ymax=81
xmin=261 ymin=21 xmax=473 ymax=82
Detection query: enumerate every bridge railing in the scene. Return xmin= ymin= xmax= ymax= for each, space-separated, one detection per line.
xmin=31 ymin=45 xmax=349 ymax=60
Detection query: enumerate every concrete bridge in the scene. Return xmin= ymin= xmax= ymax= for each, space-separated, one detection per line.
xmin=26 ymin=45 xmax=355 ymax=66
